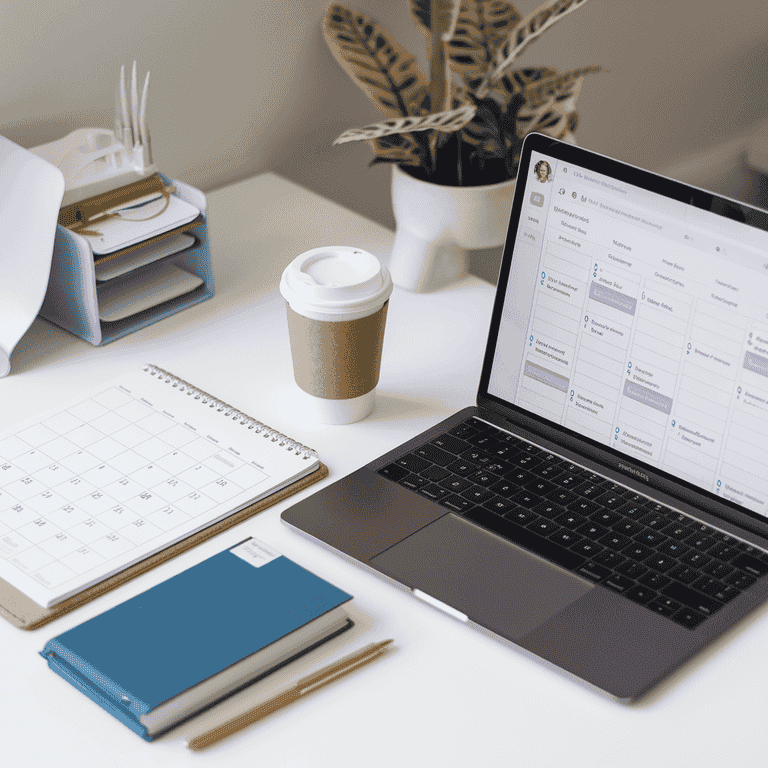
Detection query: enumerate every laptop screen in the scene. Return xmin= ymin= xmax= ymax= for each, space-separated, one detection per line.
xmin=485 ymin=134 xmax=768 ymax=521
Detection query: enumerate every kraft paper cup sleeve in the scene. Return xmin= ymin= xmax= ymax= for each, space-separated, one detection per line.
xmin=286 ymin=300 xmax=388 ymax=400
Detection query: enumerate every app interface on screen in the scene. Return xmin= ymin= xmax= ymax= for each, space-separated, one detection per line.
xmin=489 ymin=151 xmax=768 ymax=517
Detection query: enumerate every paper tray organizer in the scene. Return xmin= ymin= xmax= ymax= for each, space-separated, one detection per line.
xmin=39 ymin=173 xmax=214 ymax=345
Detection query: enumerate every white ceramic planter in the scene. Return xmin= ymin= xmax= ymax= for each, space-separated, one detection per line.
xmin=389 ymin=164 xmax=516 ymax=292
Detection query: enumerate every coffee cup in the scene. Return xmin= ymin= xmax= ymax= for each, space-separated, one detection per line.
xmin=279 ymin=246 xmax=393 ymax=424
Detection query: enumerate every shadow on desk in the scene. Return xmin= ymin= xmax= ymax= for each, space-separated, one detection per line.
xmin=367 ymin=392 xmax=442 ymax=425
xmin=8 ymin=318 xmax=78 ymax=375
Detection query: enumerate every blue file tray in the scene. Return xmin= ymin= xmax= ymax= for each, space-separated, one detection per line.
xmin=39 ymin=174 xmax=214 ymax=345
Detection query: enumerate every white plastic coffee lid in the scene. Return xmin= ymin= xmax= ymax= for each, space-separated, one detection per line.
xmin=280 ymin=246 xmax=392 ymax=317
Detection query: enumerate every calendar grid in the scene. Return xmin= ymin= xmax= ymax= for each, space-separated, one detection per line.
xmin=0 ymin=366 xmax=317 ymax=607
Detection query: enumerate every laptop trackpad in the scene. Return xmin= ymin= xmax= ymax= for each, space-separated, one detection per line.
xmin=370 ymin=513 xmax=593 ymax=640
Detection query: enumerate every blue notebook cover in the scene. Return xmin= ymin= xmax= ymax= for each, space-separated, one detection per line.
xmin=40 ymin=538 xmax=352 ymax=740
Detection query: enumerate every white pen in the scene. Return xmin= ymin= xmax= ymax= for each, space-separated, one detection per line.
xmin=114 ymin=80 xmax=123 ymax=145
xmin=138 ymin=70 xmax=150 ymax=146
xmin=130 ymin=60 xmax=140 ymax=147
xmin=120 ymin=64 xmax=131 ymax=146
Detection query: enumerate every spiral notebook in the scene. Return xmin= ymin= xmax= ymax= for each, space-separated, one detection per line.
xmin=0 ymin=365 xmax=326 ymax=629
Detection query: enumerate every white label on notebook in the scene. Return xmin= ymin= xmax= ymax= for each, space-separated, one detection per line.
xmin=229 ymin=538 xmax=280 ymax=568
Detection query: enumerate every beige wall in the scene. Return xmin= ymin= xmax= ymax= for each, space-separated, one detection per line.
xmin=3 ymin=0 xmax=768 ymax=235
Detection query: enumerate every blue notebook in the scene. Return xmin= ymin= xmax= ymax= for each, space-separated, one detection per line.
xmin=40 ymin=538 xmax=353 ymax=740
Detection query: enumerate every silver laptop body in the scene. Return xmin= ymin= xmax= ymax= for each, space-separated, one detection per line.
xmin=282 ymin=134 xmax=768 ymax=702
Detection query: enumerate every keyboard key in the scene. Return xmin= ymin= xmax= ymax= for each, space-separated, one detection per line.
xmin=511 ymin=454 xmax=541 ymax=471
xmin=639 ymin=571 xmax=671 ymax=590
xmin=592 ymin=550 xmax=626 ymax=569
xmin=531 ymin=464 xmax=563 ymax=481
xmin=461 ymin=448 xmax=495 ymax=466
xmin=579 ymin=484 xmax=603 ymax=499
xmin=661 ymin=518 xmax=694 ymax=540
xmin=395 ymin=454 xmax=431 ymax=473
xmin=615 ymin=560 xmax=647 ymax=579
xmin=464 ymin=507 xmax=586 ymax=571
xmin=658 ymin=539 xmax=689 ymax=558
xmin=483 ymin=496 xmax=515 ymax=515
xmin=732 ymin=553 xmax=768 ymax=578
xmin=602 ymin=573 xmax=635 ymax=593
xmin=707 ymin=541 xmax=742 ymax=562
xmin=448 ymin=422 xmax=478 ymax=440
xmin=595 ymin=493 xmax=627 ymax=510
xmin=668 ymin=563 xmax=698 ymax=584
xmin=577 ymin=562 xmax=611 ymax=581
xmin=546 ymin=487 xmax=579 ymax=507
xmin=625 ymin=584 xmax=656 ymax=604
xmin=691 ymin=576 xmax=728 ymax=599
xmin=510 ymin=489 xmax=538 ymax=508
xmin=489 ymin=478 xmax=518 ymax=498
xmin=415 ymin=444 xmax=456 ymax=466
xmin=400 ymin=474 xmax=429 ymax=491
xmin=446 ymin=458 xmax=480 ymax=476
xmin=637 ymin=512 xmax=668 ymax=529
xmin=686 ymin=533 xmax=717 ymax=551
xmin=679 ymin=550 xmax=711 ymax=569
xmin=643 ymin=554 xmax=675 ymax=572
xmin=467 ymin=470 xmax=498 ymax=487
xmin=671 ymin=607 xmax=707 ymax=629
xmin=420 ymin=464 xmax=451 ymax=482
xmin=575 ymin=522 xmax=608 ymax=541
xmin=429 ymin=434 xmax=470 ymax=455
xmin=506 ymin=508 xmax=537 ymax=525
xmin=598 ymin=532 xmax=631 ymax=550
xmin=548 ymin=529 xmax=584 ymax=548
xmin=554 ymin=511 xmax=587 ymax=529
xmin=551 ymin=474 xmax=586 ymax=491
xmin=647 ymin=596 xmax=680 ymax=617
xmin=726 ymin=570 xmax=756 ymax=590
xmin=526 ymin=518 xmax=560 ymax=536
xmin=591 ymin=509 xmax=621 ymax=527
xmin=532 ymin=500 xmax=564 ymax=519
xmin=623 ymin=543 xmax=654 ymax=561
xmin=439 ymin=476 xmax=473 ymax=493
xmin=571 ymin=540 xmax=604 ymax=558
xmin=379 ymin=463 xmax=410 ymax=481
xmin=461 ymin=485 xmax=495 ymax=503
xmin=612 ymin=519 xmax=644 ymax=537
xmin=702 ymin=560 xmax=733 ymax=580
xmin=418 ymin=484 xmax=450 ymax=501
xmin=504 ymin=467 xmax=532 ymax=484
xmin=525 ymin=478 xmax=555 ymax=496
xmin=441 ymin=495 xmax=474 ymax=514
xmin=634 ymin=529 xmax=668 ymax=547
xmin=661 ymin=582 xmax=722 ymax=616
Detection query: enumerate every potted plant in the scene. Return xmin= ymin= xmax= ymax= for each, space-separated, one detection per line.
xmin=324 ymin=0 xmax=600 ymax=291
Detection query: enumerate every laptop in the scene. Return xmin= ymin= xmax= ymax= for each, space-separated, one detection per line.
xmin=282 ymin=133 xmax=768 ymax=702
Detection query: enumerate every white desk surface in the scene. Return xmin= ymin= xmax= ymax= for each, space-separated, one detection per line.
xmin=2 ymin=173 xmax=767 ymax=766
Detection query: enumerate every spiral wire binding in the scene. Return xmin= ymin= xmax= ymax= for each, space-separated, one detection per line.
xmin=143 ymin=364 xmax=318 ymax=460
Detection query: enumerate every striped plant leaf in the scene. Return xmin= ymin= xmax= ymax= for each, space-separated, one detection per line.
xmin=324 ymin=5 xmax=426 ymax=116
xmin=409 ymin=0 xmax=458 ymax=34
xmin=515 ymin=73 xmax=586 ymax=139
xmin=333 ymin=103 xmax=478 ymax=144
xmin=522 ymin=65 xmax=600 ymax=107
xmin=481 ymin=2 xmax=523 ymax=50
xmin=368 ymin=132 xmax=427 ymax=168
xmin=484 ymin=66 xmax=555 ymax=112
xmin=443 ymin=2 xmax=523 ymax=109
xmin=458 ymin=67 xmax=552 ymax=155
xmin=485 ymin=0 xmax=590 ymax=87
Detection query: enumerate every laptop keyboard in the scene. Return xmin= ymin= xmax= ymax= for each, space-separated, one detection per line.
xmin=378 ymin=417 xmax=768 ymax=630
